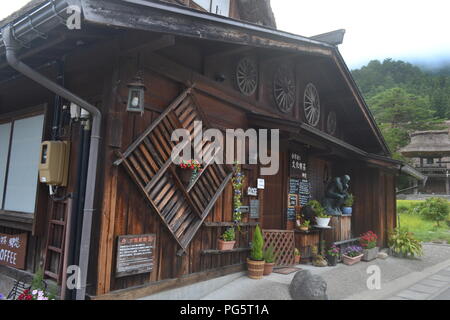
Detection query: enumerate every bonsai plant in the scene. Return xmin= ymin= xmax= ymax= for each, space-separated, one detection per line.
xmin=263 ymin=245 xmax=277 ymax=276
xmin=342 ymin=245 xmax=363 ymax=265
xmin=360 ymin=230 xmax=378 ymax=261
xmin=307 ymin=200 xmax=331 ymax=227
xmin=294 ymin=248 xmax=301 ymax=264
xmin=326 ymin=244 xmax=340 ymax=266
xmin=342 ymin=194 xmax=354 ymax=215
xmin=247 ymin=225 xmax=265 ymax=279
xmin=388 ymin=228 xmax=423 ymax=258
xmin=299 ymin=219 xmax=310 ymax=232
xmin=218 ymin=227 xmax=236 ymax=251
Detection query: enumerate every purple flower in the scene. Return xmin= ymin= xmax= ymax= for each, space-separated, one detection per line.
xmin=0 ymin=293 xmax=4 ymax=300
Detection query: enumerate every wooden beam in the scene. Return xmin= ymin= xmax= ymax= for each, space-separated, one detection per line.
xmin=122 ymin=34 xmax=176 ymax=55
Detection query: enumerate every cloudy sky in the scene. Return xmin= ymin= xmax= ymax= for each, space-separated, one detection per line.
xmin=1 ymin=0 xmax=450 ymax=69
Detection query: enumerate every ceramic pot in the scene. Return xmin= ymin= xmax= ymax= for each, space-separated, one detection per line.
xmin=247 ymin=258 xmax=265 ymax=279
xmin=327 ymin=255 xmax=338 ymax=266
xmin=316 ymin=217 xmax=331 ymax=227
xmin=263 ymin=262 xmax=275 ymax=276
xmin=217 ymin=240 xmax=235 ymax=251
xmin=177 ymin=168 xmax=193 ymax=185
xmin=342 ymin=207 xmax=352 ymax=215
xmin=342 ymin=254 xmax=363 ymax=265
xmin=294 ymin=255 xmax=300 ymax=264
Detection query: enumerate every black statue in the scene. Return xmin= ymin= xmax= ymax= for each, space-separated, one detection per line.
xmin=322 ymin=175 xmax=350 ymax=216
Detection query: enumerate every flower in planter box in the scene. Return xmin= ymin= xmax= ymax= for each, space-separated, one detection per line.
xmin=342 ymin=245 xmax=363 ymax=257
xmin=0 ymin=293 xmax=4 ymax=300
xmin=360 ymin=231 xmax=378 ymax=249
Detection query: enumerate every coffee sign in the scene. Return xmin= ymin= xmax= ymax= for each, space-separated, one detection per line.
xmin=116 ymin=234 xmax=155 ymax=278
xmin=0 ymin=233 xmax=27 ymax=270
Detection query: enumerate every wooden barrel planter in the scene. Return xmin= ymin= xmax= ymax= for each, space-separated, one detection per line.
xmin=247 ymin=259 xmax=265 ymax=279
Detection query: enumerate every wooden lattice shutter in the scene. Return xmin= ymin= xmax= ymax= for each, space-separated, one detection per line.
xmin=114 ymin=87 xmax=232 ymax=254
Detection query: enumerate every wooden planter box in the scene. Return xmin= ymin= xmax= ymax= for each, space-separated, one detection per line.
xmin=342 ymin=254 xmax=363 ymax=265
xmin=362 ymin=247 xmax=379 ymax=262
xmin=247 ymin=258 xmax=265 ymax=279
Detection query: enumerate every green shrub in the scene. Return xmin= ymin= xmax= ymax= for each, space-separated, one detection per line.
xmin=416 ymin=197 xmax=450 ymax=227
xmin=250 ymin=225 xmax=264 ymax=261
xmin=221 ymin=227 xmax=235 ymax=241
xmin=388 ymin=228 xmax=423 ymax=258
xmin=344 ymin=194 xmax=354 ymax=207
xmin=263 ymin=245 xmax=277 ymax=263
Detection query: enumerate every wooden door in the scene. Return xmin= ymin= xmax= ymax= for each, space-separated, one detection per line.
xmin=261 ymin=152 xmax=287 ymax=229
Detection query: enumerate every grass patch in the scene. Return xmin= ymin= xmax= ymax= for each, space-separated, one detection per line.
xmin=397 ymin=200 xmax=450 ymax=244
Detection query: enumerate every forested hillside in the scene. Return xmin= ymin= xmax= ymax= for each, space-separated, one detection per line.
xmin=352 ymin=59 xmax=450 ymax=161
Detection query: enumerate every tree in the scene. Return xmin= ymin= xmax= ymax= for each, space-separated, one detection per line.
xmin=417 ymin=197 xmax=450 ymax=227
xmin=250 ymin=225 xmax=264 ymax=261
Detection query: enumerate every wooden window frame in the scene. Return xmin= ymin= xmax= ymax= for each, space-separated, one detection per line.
xmin=0 ymin=105 xmax=47 ymax=230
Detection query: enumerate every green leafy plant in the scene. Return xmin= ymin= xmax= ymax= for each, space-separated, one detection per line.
xmin=300 ymin=220 xmax=310 ymax=228
xmin=232 ymin=162 xmax=245 ymax=223
xmin=294 ymin=248 xmax=300 ymax=256
xmin=344 ymin=194 xmax=354 ymax=207
xmin=307 ymin=200 xmax=329 ymax=218
xmin=388 ymin=228 xmax=423 ymax=258
xmin=263 ymin=245 xmax=277 ymax=263
xmin=221 ymin=227 xmax=235 ymax=241
xmin=250 ymin=225 xmax=264 ymax=261
xmin=416 ymin=197 xmax=450 ymax=227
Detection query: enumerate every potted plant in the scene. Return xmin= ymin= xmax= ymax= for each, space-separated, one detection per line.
xmin=342 ymin=246 xmax=364 ymax=265
xmin=247 ymin=225 xmax=265 ymax=279
xmin=294 ymin=248 xmax=301 ymax=264
xmin=307 ymin=200 xmax=331 ymax=227
xmin=388 ymin=228 xmax=423 ymax=258
xmin=326 ymin=244 xmax=340 ymax=266
xmin=299 ymin=219 xmax=310 ymax=232
xmin=342 ymin=194 xmax=354 ymax=215
xmin=218 ymin=227 xmax=236 ymax=251
xmin=177 ymin=160 xmax=202 ymax=186
xmin=360 ymin=231 xmax=378 ymax=261
xmin=263 ymin=245 xmax=277 ymax=276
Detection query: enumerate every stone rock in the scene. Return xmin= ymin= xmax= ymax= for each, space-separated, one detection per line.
xmin=377 ymin=252 xmax=389 ymax=260
xmin=289 ymin=270 xmax=328 ymax=300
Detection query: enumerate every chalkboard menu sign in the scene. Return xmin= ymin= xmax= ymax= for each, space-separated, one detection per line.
xmin=288 ymin=194 xmax=298 ymax=206
xmin=250 ymin=200 xmax=260 ymax=218
xmin=116 ymin=234 xmax=155 ymax=278
xmin=289 ymin=179 xmax=299 ymax=194
xmin=287 ymin=207 xmax=296 ymax=221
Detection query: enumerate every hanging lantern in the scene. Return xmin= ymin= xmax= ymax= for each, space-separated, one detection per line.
xmin=126 ymin=73 xmax=146 ymax=114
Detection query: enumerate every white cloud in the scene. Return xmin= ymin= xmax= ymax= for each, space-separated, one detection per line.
xmin=271 ymin=0 xmax=450 ymax=69
xmin=0 ymin=1 xmax=31 ymax=20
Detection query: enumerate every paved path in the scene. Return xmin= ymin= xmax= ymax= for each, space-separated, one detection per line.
xmin=202 ymin=244 xmax=450 ymax=300
xmin=388 ymin=265 xmax=450 ymax=300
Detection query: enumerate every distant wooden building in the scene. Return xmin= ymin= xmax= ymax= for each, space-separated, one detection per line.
xmin=0 ymin=0 xmax=423 ymax=300
xmin=401 ymin=130 xmax=450 ymax=194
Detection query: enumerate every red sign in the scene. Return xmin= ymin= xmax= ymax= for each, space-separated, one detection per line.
xmin=0 ymin=233 xmax=28 ymax=269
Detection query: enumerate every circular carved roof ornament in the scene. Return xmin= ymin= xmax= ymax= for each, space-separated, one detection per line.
xmin=273 ymin=65 xmax=296 ymax=113
xmin=236 ymin=57 xmax=258 ymax=96
xmin=303 ymin=83 xmax=321 ymax=127
xmin=327 ymin=111 xmax=337 ymax=135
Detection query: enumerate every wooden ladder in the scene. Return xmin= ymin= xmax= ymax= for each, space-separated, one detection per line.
xmin=43 ymin=198 xmax=71 ymax=283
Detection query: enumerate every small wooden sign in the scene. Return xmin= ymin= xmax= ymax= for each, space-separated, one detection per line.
xmin=288 ymin=194 xmax=298 ymax=207
xmin=0 ymin=233 xmax=28 ymax=270
xmin=116 ymin=234 xmax=155 ymax=278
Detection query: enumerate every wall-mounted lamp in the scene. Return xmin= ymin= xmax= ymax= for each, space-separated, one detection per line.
xmin=127 ymin=72 xmax=146 ymax=114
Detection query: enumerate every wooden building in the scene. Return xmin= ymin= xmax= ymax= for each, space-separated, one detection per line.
xmin=0 ymin=0 xmax=423 ymax=300
xmin=400 ymin=129 xmax=450 ymax=195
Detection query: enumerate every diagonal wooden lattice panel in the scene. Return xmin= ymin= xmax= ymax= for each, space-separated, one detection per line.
xmin=262 ymin=229 xmax=296 ymax=267
xmin=115 ymin=87 xmax=232 ymax=253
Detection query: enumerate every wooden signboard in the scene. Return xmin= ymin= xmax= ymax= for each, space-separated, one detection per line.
xmin=0 ymin=233 xmax=28 ymax=270
xmin=116 ymin=234 xmax=155 ymax=278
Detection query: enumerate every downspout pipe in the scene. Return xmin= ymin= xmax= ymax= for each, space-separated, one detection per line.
xmin=2 ymin=25 xmax=101 ymax=300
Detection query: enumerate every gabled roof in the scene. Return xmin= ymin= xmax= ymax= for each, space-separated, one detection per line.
xmin=0 ymin=0 xmax=390 ymax=156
